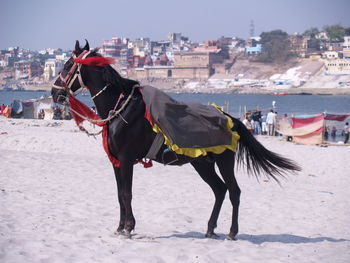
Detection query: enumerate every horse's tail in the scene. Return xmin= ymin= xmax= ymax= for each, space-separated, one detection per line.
xmin=229 ymin=116 xmax=301 ymax=182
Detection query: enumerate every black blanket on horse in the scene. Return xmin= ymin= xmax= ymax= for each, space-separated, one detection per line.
xmin=140 ymin=86 xmax=232 ymax=148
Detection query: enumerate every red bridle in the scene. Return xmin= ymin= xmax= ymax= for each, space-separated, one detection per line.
xmin=52 ymin=50 xmax=90 ymax=93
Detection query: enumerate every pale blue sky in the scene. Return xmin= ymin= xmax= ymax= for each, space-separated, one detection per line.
xmin=1 ymin=0 xmax=349 ymax=50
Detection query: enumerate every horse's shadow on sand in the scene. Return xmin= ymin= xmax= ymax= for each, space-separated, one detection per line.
xmin=156 ymin=232 xmax=349 ymax=244
xmin=237 ymin=233 xmax=349 ymax=245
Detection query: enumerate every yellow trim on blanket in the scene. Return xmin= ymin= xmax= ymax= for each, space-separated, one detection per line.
xmin=151 ymin=104 xmax=240 ymax=158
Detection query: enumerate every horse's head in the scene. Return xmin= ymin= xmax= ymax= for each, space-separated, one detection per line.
xmin=51 ymin=40 xmax=90 ymax=104
xmin=51 ymin=40 xmax=140 ymax=118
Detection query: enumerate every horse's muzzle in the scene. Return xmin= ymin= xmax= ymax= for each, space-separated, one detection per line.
xmin=57 ymin=94 xmax=68 ymax=104
xmin=51 ymin=88 xmax=68 ymax=104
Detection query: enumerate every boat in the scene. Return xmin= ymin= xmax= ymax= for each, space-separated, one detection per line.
xmin=273 ymin=92 xmax=289 ymax=96
xmin=298 ymin=92 xmax=312 ymax=95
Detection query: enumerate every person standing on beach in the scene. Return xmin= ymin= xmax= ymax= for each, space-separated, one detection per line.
xmin=266 ymin=110 xmax=276 ymax=136
xmin=331 ymin=126 xmax=337 ymax=141
xmin=344 ymin=122 xmax=349 ymax=144
xmin=324 ymin=126 xmax=329 ymax=141
xmin=242 ymin=116 xmax=253 ymax=133
xmin=261 ymin=114 xmax=267 ymax=135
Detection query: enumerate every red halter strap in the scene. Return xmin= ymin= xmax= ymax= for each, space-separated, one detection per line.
xmin=52 ymin=50 xmax=89 ymax=92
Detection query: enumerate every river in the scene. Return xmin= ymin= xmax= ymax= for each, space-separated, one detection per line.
xmin=1 ymin=90 xmax=349 ymax=117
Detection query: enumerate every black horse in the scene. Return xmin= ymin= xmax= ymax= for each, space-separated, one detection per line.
xmin=51 ymin=40 xmax=300 ymax=240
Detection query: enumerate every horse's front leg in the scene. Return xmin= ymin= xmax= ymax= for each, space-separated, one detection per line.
xmin=113 ymin=166 xmax=126 ymax=234
xmin=119 ymin=162 xmax=135 ymax=237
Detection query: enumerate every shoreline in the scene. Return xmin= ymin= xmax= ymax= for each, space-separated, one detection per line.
xmin=2 ymin=86 xmax=350 ymax=96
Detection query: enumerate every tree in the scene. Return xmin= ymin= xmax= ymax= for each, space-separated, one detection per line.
xmin=258 ymin=30 xmax=291 ymax=63
xmin=323 ymin=24 xmax=346 ymax=42
xmin=307 ymin=38 xmax=321 ymax=51
xmin=303 ymin=27 xmax=320 ymax=38
xmin=345 ymin=27 xmax=350 ymax=36
xmin=303 ymin=27 xmax=321 ymax=51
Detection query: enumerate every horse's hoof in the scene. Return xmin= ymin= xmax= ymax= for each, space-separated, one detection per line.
xmin=225 ymin=234 xmax=237 ymax=241
xmin=114 ymin=229 xmax=124 ymax=236
xmin=205 ymin=232 xmax=219 ymax=239
xmin=116 ymin=231 xmax=132 ymax=239
xmin=123 ymin=230 xmax=132 ymax=239
xmin=114 ymin=229 xmax=132 ymax=239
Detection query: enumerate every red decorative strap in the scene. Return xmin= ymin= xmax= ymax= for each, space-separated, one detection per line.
xmin=74 ymin=56 xmax=114 ymax=67
xmin=102 ymin=125 xmax=153 ymax=168
xmin=139 ymin=159 xmax=153 ymax=168
xmin=102 ymin=126 xmax=121 ymax=167
xmin=69 ymin=95 xmax=152 ymax=169
xmin=69 ymin=95 xmax=104 ymax=127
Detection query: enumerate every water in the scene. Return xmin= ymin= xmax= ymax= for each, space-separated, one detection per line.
xmin=1 ymin=91 xmax=349 ymax=117
xmin=172 ymin=93 xmax=350 ymax=117
xmin=1 ymin=90 xmax=349 ymax=142
xmin=0 ymin=91 xmax=51 ymax=106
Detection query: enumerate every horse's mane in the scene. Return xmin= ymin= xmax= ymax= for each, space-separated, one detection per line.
xmin=90 ymin=49 xmax=139 ymax=94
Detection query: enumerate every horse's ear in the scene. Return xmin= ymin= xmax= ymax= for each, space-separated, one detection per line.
xmin=74 ymin=40 xmax=81 ymax=54
xmin=83 ymin=39 xmax=90 ymax=51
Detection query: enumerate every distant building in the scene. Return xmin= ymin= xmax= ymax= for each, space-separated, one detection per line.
xmin=217 ymin=36 xmax=242 ymax=57
xmin=100 ymin=38 xmax=128 ymax=58
xmin=245 ymin=44 xmax=262 ymax=56
xmin=132 ymin=56 xmax=146 ymax=68
xmin=316 ymin=32 xmax=328 ymax=41
xmin=55 ymin=53 xmax=69 ymax=62
xmin=342 ymin=49 xmax=350 ymax=60
xmin=128 ymin=38 xmax=151 ymax=57
xmin=325 ymin=59 xmax=350 ymax=74
xmin=151 ymin=41 xmax=171 ymax=57
xmin=342 ymin=36 xmax=350 ymax=59
xmin=154 ymin=53 xmax=169 ymax=66
xmin=120 ymin=48 xmax=133 ymax=68
xmin=322 ymin=51 xmax=339 ymax=59
xmin=168 ymin=33 xmax=182 ymax=44
xmin=0 ymin=51 xmax=10 ymax=67
xmin=14 ymin=60 xmax=43 ymax=80
xmin=289 ymin=34 xmax=308 ymax=57
xmin=43 ymin=59 xmax=63 ymax=81
xmin=343 ymin=36 xmax=350 ymax=49
xmin=133 ymin=49 xmax=225 ymax=80
xmin=0 ymin=60 xmax=8 ymax=67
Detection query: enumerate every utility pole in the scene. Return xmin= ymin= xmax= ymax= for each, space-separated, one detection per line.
xmin=250 ymin=20 xmax=255 ymax=38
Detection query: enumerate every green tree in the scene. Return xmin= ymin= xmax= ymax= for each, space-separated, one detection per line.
xmin=345 ymin=27 xmax=350 ymax=36
xmin=307 ymin=38 xmax=321 ymax=51
xmin=323 ymin=24 xmax=346 ymax=42
xmin=258 ymin=30 xmax=290 ymax=63
xmin=303 ymin=27 xmax=321 ymax=51
xmin=303 ymin=27 xmax=319 ymax=38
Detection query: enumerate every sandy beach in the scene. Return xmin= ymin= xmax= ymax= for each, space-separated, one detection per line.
xmin=1 ymin=117 xmax=349 ymax=263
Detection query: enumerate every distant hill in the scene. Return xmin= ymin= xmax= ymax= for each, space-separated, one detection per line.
xmin=226 ymin=57 xmax=300 ymax=79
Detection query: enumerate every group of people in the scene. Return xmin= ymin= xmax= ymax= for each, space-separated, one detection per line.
xmin=53 ymin=106 xmax=72 ymax=120
xmin=325 ymin=122 xmax=350 ymax=144
xmin=242 ymin=109 xmax=280 ymax=136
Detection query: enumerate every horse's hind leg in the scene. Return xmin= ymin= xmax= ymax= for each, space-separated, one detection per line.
xmin=191 ymin=159 xmax=227 ymax=238
xmin=113 ymin=167 xmax=126 ymax=234
xmin=215 ymin=150 xmax=241 ymax=240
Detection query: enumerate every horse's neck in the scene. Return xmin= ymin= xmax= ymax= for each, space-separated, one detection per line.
xmin=91 ymin=89 xmax=121 ymax=119
xmin=85 ymin=68 xmax=136 ymax=119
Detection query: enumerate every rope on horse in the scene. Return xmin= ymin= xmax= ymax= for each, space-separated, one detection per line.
xmin=68 ymin=84 xmax=138 ymax=125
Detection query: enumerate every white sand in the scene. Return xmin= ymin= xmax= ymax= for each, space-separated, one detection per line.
xmin=1 ymin=117 xmax=349 ymax=263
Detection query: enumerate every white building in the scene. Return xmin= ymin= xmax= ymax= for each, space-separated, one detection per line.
xmin=343 ymin=36 xmax=350 ymax=49
xmin=342 ymin=36 xmax=350 ymax=59
xmin=43 ymin=59 xmax=63 ymax=81
xmin=0 ymin=60 xmax=8 ymax=67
